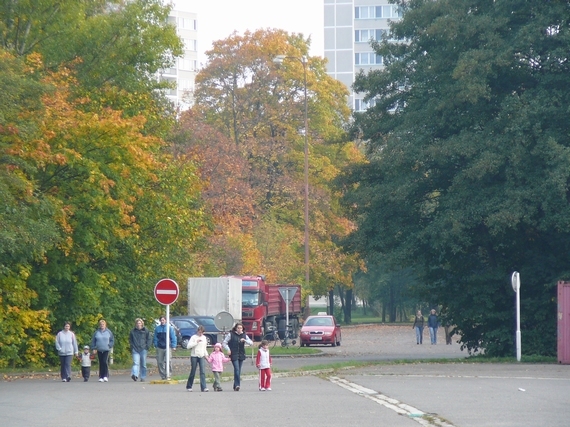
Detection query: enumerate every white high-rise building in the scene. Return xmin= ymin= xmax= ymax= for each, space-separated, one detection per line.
xmin=324 ymin=0 xmax=402 ymax=111
xmin=161 ymin=7 xmax=198 ymax=110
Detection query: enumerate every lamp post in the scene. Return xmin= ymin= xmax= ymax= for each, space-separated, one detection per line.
xmin=273 ymin=54 xmax=310 ymax=317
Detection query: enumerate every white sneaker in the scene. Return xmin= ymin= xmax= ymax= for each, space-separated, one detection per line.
xmin=103 ymin=377 xmax=108 ymax=382
xmin=260 ymin=387 xmax=265 ymax=391
xmin=266 ymin=387 xmax=272 ymax=391
xmin=98 ymin=378 xmax=104 ymax=382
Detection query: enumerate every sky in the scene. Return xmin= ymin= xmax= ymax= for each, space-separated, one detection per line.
xmin=173 ymin=0 xmax=324 ymax=64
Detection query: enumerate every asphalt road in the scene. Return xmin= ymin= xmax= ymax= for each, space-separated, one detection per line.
xmin=2 ymin=324 xmax=569 ymax=427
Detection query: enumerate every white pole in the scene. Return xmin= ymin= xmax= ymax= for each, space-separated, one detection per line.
xmin=512 ymin=272 xmax=521 ymax=362
xmin=516 ymin=279 xmax=521 ymax=362
xmin=166 ymin=305 xmax=171 ymax=379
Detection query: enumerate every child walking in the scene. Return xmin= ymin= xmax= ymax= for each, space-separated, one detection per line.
xmin=78 ymin=345 xmax=94 ymax=382
xmin=256 ymin=340 xmax=272 ymax=391
xmin=206 ymin=342 xmax=230 ymax=391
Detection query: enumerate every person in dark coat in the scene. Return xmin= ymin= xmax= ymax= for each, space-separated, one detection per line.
xmin=222 ymin=322 xmax=253 ymax=391
xmin=427 ymin=309 xmax=439 ymax=345
xmin=412 ymin=310 xmax=424 ymax=344
xmin=129 ymin=318 xmax=152 ymax=381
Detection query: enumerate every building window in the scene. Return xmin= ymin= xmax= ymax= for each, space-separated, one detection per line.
xmin=181 ymin=18 xmax=197 ymax=30
xmin=354 ymin=98 xmax=377 ymax=111
xmin=184 ymin=39 xmax=197 ymax=51
xmin=180 ymin=59 xmax=197 ymax=71
xmin=355 ymin=5 xmax=402 ymax=19
xmin=179 ymin=79 xmax=195 ymax=91
xmin=355 ymin=29 xmax=387 ymax=43
xmin=355 ymin=53 xmax=383 ymax=65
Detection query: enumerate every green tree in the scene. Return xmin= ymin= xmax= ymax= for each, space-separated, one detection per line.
xmin=342 ymin=0 xmax=570 ymax=355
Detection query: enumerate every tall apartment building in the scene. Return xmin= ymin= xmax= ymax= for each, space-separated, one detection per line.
xmin=324 ymin=0 xmax=402 ymax=111
xmin=161 ymin=7 xmax=198 ymax=110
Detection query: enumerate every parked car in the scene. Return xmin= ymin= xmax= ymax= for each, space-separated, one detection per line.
xmin=300 ymin=315 xmax=341 ymax=347
xmin=170 ymin=317 xmax=200 ymax=349
xmin=173 ymin=315 xmax=221 ymax=346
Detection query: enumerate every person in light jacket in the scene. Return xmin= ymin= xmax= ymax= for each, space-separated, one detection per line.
xmin=185 ymin=325 xmax=209 ymax=392
xmin=207 ymin=342 xmax=231 ymax=391
xmin=91 ymin=319 xmax=114 ymax=382
xmin=55 ymin=321 xmax=78 ymax=382
xmin=129 ymin=318 xmax=152 ymax=381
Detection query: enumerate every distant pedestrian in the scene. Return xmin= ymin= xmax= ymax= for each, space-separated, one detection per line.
xmin=207 ymin=342 xmax=231 ymax=391
xmin=185 ymin=325 xmax=209 ymax=392
xmin=91 ymin=319 xmax=114 ymax=382
xmin=78 ymin=345 xmax=94 ymax=381
xmin=428 ymin=309 xmax=439 ymax=344
xmin=223 ymin=322 xmax=253 ymax=391
xmin=55 ymin=321 xmax=78 ymax=382
xmin=412 ymin=310 xmax=424 ymax=344
xmin=129 ymin=318 xmax=152 ymax=382
xmin=153 ymin=316 xmax=177 ymax=380
xmin=256 ymin=340 xmax=272 ymax=391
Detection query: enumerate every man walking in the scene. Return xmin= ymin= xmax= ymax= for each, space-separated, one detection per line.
xmin=153 ymin=316 xmax=177 ymax=380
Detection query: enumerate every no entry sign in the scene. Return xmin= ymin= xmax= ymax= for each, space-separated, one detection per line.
xmin=154 ymin=278 xmax=179 ymax=305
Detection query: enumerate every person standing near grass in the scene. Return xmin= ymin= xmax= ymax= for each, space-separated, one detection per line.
xmin=223 ymin=322 xmax=253 ymax=391
xmin=55 ymin=321 xmax=78 ymax=382
xmin=412 ymin=310 xmax=424 ymax=345
xmin=91 ymin=319 xmax=114 ymax=382
xmin=153 ymin=316 xmax=177 ymax=380
xmin=256 ymin=340 xmax=272 ymax=391
xmin=185 ymin=325 xmax=209 ymax=392
xmin=129 ymin=318 xmax=152 ymax=382
xmin=207 ymin=342 xmax=230 ymax=391
xmin=427 ymin=309 xmax=439 ymax=345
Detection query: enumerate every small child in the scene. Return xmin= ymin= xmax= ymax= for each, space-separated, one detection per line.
xmin=206 ymin=342 xmax=230 ymax=391
xmin=78 ymin=345 xmax=94 ymax=382
xmin=256 ymin=340 xmax=272 ymax=391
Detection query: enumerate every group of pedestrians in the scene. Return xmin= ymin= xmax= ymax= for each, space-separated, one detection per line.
xmin=412 ymin=309 xmax=440 ymax=345
xmin=184 ymin=322 xmax=269 ymax=392
xmin=55 ymin=317 xmax=152 ymax=383
xmin=55 ymin=318 xmax=270 ymax=390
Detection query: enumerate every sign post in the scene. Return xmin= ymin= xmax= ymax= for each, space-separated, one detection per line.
xmin=279 ymin=287 xmax=298 ymax=338
xmin=511 ymin=272 xmax=521 ymax=362
xmin=154 ymin=278 xmax=180 ymax=379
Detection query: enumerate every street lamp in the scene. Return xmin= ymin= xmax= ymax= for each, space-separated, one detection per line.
xmin=273 ymin=54 xmax=310 ymax=317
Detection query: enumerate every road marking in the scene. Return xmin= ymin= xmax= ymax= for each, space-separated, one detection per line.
xmin=329 ymin=376 xmax=456 ymax=427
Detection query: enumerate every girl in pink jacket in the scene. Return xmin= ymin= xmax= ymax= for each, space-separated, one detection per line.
xmin=207 ymin=343 xmax=231 ymax=391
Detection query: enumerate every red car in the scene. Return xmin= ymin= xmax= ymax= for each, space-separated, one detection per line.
xmin=300 ymin=315 xmax=341 ymax=347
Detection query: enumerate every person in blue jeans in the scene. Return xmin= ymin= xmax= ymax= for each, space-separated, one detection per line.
xmin=427 ymin=309 xmax=439 ymax=345
xmin=223 ymin=323 xmax=253 ymax=391
xmin=412 ymin=310 xmax=424 ymax=344
xmin=185 ymin=325 xmax=210 ymax=392
xmin=129 ymin=318 xmax=152 ymax=381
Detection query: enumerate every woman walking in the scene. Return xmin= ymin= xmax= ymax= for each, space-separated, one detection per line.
xmin=413 ymin=310 xmax=424 ymax=344
xmin=222 ymin=322 xmax=252 ymax=391
xmin=55 ymin=321 xmax=78 ymax=382
xmin=91 ymin=319 xmax=114 ymax=382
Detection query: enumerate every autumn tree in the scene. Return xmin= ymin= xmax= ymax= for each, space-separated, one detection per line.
xmin=0 ymin=0 xmax=203 ymax=366
xmin=186 ymin=29 xmax=362 ymax=306
xmin=342 ymin=0 xmax=570 ymax=355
